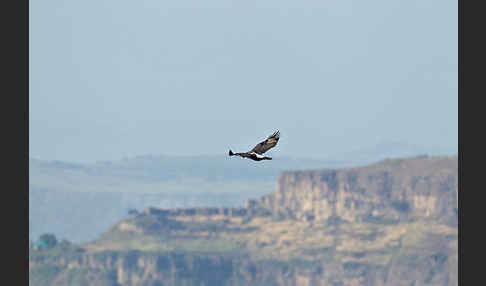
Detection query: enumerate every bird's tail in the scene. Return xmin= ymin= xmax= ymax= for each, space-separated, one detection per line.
xmin=229 ymin=150 xmax=234 ymax=156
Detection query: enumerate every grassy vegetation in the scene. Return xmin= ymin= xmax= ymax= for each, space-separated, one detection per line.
xmin=29 ymin=241 xmax=85 ymax=261
xmin=82 ymin=212 xmax=457 ymax=268
xmin=30 ymin=213 xmax=457 ymax=285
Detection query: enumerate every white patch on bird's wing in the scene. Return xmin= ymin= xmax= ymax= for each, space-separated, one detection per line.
xmin=251 ymin=152 xmax=265 ymax=158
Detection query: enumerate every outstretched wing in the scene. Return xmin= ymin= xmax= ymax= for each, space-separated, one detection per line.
xmin=250 ymin=131 xmax=280 ymax=154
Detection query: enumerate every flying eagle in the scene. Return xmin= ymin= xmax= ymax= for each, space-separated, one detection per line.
xmin=229 ymin=131 xmax=280 ymax=161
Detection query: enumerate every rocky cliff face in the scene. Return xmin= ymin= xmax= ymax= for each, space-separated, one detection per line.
xmin=255 ymin=156 xmax=458 ymax=225
xmin=29 ymin=248 xmax=457 ymax=286
xmin=29 ymin=156 xmax=458 ymax=286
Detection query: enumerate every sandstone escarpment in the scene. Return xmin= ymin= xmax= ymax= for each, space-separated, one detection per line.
xmin=255 ymin=156 xmax=458 ymax=225
xmin=122 ymin=156 xmax=458 ymax=228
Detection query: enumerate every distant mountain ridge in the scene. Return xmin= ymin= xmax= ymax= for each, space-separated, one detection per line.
xmin=29 ymin=154 xmax=348 ymax=184
xmin=29 ymin=155 xmax=347 ymax=242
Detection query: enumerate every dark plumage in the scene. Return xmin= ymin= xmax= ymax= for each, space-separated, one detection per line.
xmin=229 ymin=131 xmax=280 ymax=161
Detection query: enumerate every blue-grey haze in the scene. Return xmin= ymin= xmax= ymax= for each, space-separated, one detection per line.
xmin=30 ymin=0 xmax=457 ymax=163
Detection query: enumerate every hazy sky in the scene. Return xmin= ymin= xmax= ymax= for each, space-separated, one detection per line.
xmin=29 ymin=0 xmax=457 ymax=163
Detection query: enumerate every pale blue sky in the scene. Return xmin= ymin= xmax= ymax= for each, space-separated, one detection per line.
xmin=29 ymin=0 xmax=457 ymax=163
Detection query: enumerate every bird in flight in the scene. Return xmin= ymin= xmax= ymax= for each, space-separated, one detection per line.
xmin=229 ymin=131 xmax=280 ymax=161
